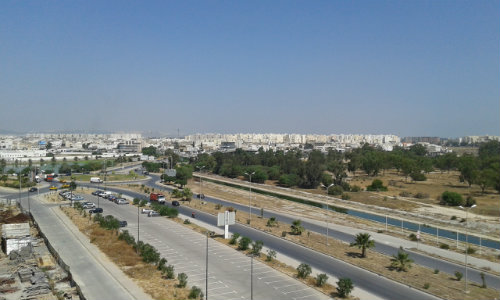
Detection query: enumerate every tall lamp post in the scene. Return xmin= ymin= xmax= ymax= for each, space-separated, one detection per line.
xmin=196 ymin=166 xmax=205 ymax=199
xmin=325 ymin=183 xmax=334 ymax=246
xmin=137 ymin=204 xmax=140 ymax=254
xmin=459 ymin=204 xmax=476 ymax=294
xmin=244 ymin=171 xmax=255 ymax=225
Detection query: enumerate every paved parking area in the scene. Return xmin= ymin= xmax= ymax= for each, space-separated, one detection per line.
xmin=87 ymin=195 xmax=329 ymax=300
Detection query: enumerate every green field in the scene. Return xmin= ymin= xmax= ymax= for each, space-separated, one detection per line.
xmin=59 ymin=173 xmax=145 ymax=182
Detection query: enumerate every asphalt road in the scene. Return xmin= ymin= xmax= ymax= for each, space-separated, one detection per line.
xmin=88 ymin=183 xmax=438 ymax=300
xmin=140 ymin=176 xmax=500 ymax=290
xmin=89 ymin=193 xmax=329 ymax=300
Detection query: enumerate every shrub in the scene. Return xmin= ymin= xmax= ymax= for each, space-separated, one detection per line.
xmin=139 ymin=199 xmax=148 ymax=207
xmin=157 ymin=258 xmax=167 ymax=271
xmin=328 ymin=185 xmax=343 ymax=196
xmin=399 ymin=191 xmax=412 ymax=197
xmin=133 ymin=198 xmax=140 ymax=205
xmin=434 ymin=269 xmax=439 ymax=274
xmin=450 ymin=215 xmax=457 ymax=220
xmin=350 ymin=185 xmax=361 ymax=192
xmin=140 ymin=243 xmax=160 ymax=264
xmin=238 ymin=237 xmax=252 ymax=251
xmin=423 ymin=283 xmax=430 ymax=289
xmin=266 ymin=217 xmax=278 ymax=227
xmin=291 ymin=220 xmax=304 ymax=235
xmin=281 ymin=231 xmax=287 ymax=237
xmin=229 ymin=233 xmax=240 ymax=245
xmin=316 ymin=273 xmax=328 ymax=287
xmin=177 ymin=273 xmax=188 ymax=288
xmin=215 ymin=203 xmax=223 ymax=210
xmin=408 ymin=233 xmax=418 ymax=241
xmin=366 ymin=179 xmax=388 ymax=191
xmin=165 ymin=265 xmax=175 ymax=279
xmin=415 ymin=192 xmax=429 ymax=199
xmin=439 ymin=243 xmax=450 ymax=250
xmin=336 ymin=278 xmax=353 ymax=298
xmin=341 ymin=193 xmax=351 ymax=200
xmin=455 ymin=271 xmax=463 ymax=281
xmin=118 ymin=230 xmax=136 ymax=245
xmin=251 ymin=240 xmax=264 ymax=256
xmin=410 ymin=172 xmax=426 ymax=181
xmin=466 ymin=247 xmax=476 ymax=254
xmin=296 ymin=263 xmax=312 ymax=279
xmin=440 ymin=191 xmax=463 ymax=206
xmin=184 ymin=219 xmax=191 ymax=224
xmin=266 ymin=249 xmax=276 ymax=262
xmin=466 ymin=196 xmax=476 ymax=207
xmin=480 ymin=272 xmax=487 ymax=288
xmin=188 ymin=286 xmax=203 ymax=299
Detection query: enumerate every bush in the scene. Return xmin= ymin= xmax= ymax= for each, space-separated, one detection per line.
xmin=139 ymin=199 xmax=148 ymax=207
xmin=177 ymin=273 xmax=188 ymax=288
xmin=157 ymin=258 xmax=167 ymax=271
xmin=281 ymin=231 xmax=287 ymax=237
xmin=118 ymin=230 xmax=136 ymax=246
xmin=165 ymin=265 xmax=175 ymax=279
xmin=133 ymin=198 xmax=140 ymax=205
xmin=434 ymin=269 xmax=439 ymax=274
xmin=291 ymin=220 xmax=304 ymax=235
xmin=439 ymin=243 xmax=450 ymax=249
xmin=450 ymin=215 xmax=457 ymax=220
xmin=266 ymin=249 xmax=276 ymax=262
xmin=366 ymin=179 xmax=388 ymax=191
xmin=188 ymin=286 xmax=203 ymax=299
xmin=423 ymin=283 xmax=430 ymax=289
xmin=328 ymin=185 xmax=343 ymax=196
xmin=238 ymin=237 xmax=252 ymax=251
xmin=251 ymin=240 xmax=264 ymax=256
xmin=466 ymin=196 xmax=476 ymax=207
xmin=455 ymin=271 xmax=463 ymax=281
xmin=466 ymin=247 xmax=476 ymax=254
xmin=440 ymin=191 xmax=464 ymax=206
xmin=215 ymin=203 xmax=223 ymax=210
xmin=336 ymin=278 xmax=353 ymax=298
xmin=316 ymin=273 xmax=328 ymax=287
xmin=399 ymin=191 xmax=412 ymax=197
xmin=350 ymin=185 xmax=361 ymax=192
xmin=184 ymin=219 xmax=191 ymax=224
xmin=140 ymin=243 xmax=160 ymax=264
xmin=266 ymin=217 xmax=278 ymax=227
xmin=410 ymin=172 xmax=426 ymax=181
xmin=408 ymin=233 xmax=418 ymax=241
xmin=229 ymin=233 xmax=240 ymax=245
xmin=296 ymin=263 xmax=312 ymax=279
xmin=341 ymin=193 xmax=351 ymax=200
xmin=415 ymin=192 xmax=429 ymax=199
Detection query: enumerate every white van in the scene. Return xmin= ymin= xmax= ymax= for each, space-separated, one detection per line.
xmin=90 ymin=177 xmax=103 ymax=183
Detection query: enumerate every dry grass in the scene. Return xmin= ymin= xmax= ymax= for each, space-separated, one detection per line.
xmin=61 ymin=207 xmax=190 ymax=300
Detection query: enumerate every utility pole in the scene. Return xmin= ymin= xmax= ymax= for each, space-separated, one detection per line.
xmin=244 ymin=172 xmax=255 ymax=225
xmin=325 ymin=183 xmax=334 ymax=246
xmin=197 ymin=166 xmax=205 ymax=199
xmin=137 ymin=205 xmax=140 ymax=253
xmin=206 ymin=231 xmax=209 ymax=300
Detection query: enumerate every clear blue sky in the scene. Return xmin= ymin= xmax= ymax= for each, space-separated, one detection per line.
xmin=1 ymin=1 xmax=498 ymax=137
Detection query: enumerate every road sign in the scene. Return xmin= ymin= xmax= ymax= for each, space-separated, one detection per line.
xmin=217 ymin=211 xmax=235 ymax=239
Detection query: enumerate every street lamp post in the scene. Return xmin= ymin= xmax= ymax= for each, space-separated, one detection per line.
xmin=206 ymin=231 xmax=209 ymax=300
xmin=244 ymin=172 xmax=255 ymax=225
xmin=325 ymin=183 xmax=334 ymax=246
xmin=196 ymin=166 xmax=205 ymax=199
xmin=459 ymin=204 xmax=476 ymax=294
xmin=250 ymin=254 xmax=254 ymax=300
xmin=137 ymin=205 xmax=140 ymax=254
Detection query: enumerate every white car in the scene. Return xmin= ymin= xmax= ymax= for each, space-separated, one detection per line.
xmin=82 ymin=202 xmax=96 ymax=209
xmin=141 ymin=208 xmax=154 ymax=214
xmin=148 ymin=211 xmax=160 ymax=217
xmin=116 ymin=199 xmax=129 ymax=205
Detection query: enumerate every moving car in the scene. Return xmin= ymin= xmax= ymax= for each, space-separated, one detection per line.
xmin=61 ymin=184 xmax=70 ymax=188
xmin=197 ymin=193 xmax=205 ymax=199
xmin=29 ymin=187 xmax=38 ymax=192
xmin=119 ymin=220 xmax=128 ymax=227
xmin=49 ymin=186 xmax=57 ymax=190
xmin=141 ymin=208 xmax=154 ymax=214
xmin=171 ymin=200 xmax=180 ymax=206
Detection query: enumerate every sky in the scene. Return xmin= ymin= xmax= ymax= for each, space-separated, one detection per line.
xmin=1 ymin=1 xmax=499 ymax=137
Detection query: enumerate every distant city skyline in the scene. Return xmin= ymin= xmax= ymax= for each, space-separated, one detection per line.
xmin=1 ymin=1 xmax=498 ymax=137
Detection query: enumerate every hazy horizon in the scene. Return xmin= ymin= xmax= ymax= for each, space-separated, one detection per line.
xmin=1 ymin=1 xmax=499 ymax=137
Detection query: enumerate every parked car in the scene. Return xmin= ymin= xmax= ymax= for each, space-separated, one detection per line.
xmin=141 ymin=208 xmax=154 ymax=214
xmin=69 ymin=195 xmax=84 ymax=201
xmin=108 ymin=195 xmax=117 ymax=202
xmin=89 ymin=208 xmax=103 ymax=214
xmin=119 ymin=220 xmax=128 ymax=227
xmin=148 ymin=211 xmax=160 ymax=217
xmin=116 ymin=199 xmax=128 ymax=205
xmin=61 ymin=184 xmax=70 ymax=188
xmin=82 ymin=202 xmax=96 ymax=209
xmin=49 ymin=186 xmax=57 ymax=190
xmin=171 ymin=200 xmax=180 ymax=207
xmin=29 ymin=187 xmax=38 ymax=192
xmin=92 ymin=190 xmax=103 ymax=196
xmin=143 ymin=171 xmax=149 ymax=175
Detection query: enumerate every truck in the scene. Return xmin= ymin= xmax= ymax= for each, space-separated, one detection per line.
xmin=45 ymin=174 xmax=54 ymax=182
xmin=150 ymin=193 xmax=166 ymax=204
xmin=90 ymin=177 xmax=103 ymax=183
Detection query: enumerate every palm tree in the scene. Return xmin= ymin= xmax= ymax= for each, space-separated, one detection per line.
xmin=350 ymin=233 xmax=375 ymax=258
xmin=391 ymin=248 xmax=413 ymax=272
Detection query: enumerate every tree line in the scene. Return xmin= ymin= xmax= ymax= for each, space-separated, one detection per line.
xmin=188 ymin=141 xmax=500 ymax=193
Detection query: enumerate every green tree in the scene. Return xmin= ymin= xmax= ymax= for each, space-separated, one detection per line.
xmin=321 ymin=173 xmax=333 ymax=187
xmin=350 ymin=233 xmax=375 ymax=258
xmin=316 ymin=273 xmax=328 ymax=287
xmin=238 ymin=236 xmax=252 ymax=251
xmin=142 ymin=146 xmax=158 ymax=157
xmin=182 ymin=187 xmax=193 ymax=201
xmin=291 ymin=219 xmax=304 ymax=235
xmin=391 ymin=248 xmax=413 ymax=272
xmin=336 ymin=278 xmax=354 ymax=298
xmin=458 ymin=155 xmax=479 ymax=187
xmin=177 ymin=273 xmax=188 ymax=288
xmin=440 ymin=191 xmax=464 ymax=206
xmin=175 ymin=165 xmax=193 ymax=188
xmin=477 ymin=168 xmax=497 ymax=193
xmin=251 ymin=240 xmax=264 ymax=256
xmin=296 ymin=263 xmax=312 ymax=278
